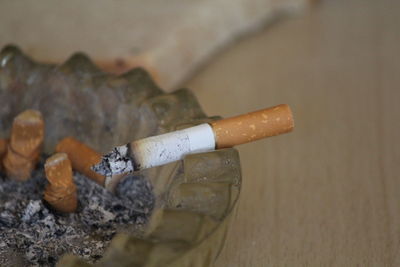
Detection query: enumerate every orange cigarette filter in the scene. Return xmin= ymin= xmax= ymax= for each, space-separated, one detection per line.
xmin=3 ymin=110 xmax=44 ymax=181
xmin=210 ymin=104 xmax=294 ymax=149
xmin=44 ymin=153 xmax=77 ymax=213
xmin=0 ymin=139 xmax=8 ymax=170
xmin=56 ymin=137 xmax=105 ymax=186
xmin=0 ymin=139 xmax=7 ymax=156
xmin=9 ymin=110 xmax=44 ymax=158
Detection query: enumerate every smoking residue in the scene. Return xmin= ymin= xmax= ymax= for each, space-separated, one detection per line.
xmin=0 ymin=157 xmax=154 ymax=266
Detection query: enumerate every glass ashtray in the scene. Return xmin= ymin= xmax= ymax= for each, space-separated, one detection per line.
xmin=0 ymin=46 xmax=241 ymax=267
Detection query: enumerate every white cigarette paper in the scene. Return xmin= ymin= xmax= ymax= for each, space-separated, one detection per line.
xmin=94 ymin=123 xmax=216 ymax=188
xmin=132 ymin=123 xmax=215 ymax=170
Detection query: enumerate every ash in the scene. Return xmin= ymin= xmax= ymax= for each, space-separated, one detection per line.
xmin=92 ymin=145 xmax=134 ymax=178
xmin=0 ymin=159 xmax=154 ymax=266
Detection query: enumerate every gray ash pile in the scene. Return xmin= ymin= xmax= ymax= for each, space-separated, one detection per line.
xmin=0 ymin=158 xmax=154 ymax=266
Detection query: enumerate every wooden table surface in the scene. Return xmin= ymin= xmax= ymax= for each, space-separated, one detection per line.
xmin=187 ymin=0 xmax=400 ymax=265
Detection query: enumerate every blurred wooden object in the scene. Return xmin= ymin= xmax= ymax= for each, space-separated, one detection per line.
xmin=0 ymin=0 xmax=308 ymax=90
xmin=187 ymin=0 xmax=400 ymax=265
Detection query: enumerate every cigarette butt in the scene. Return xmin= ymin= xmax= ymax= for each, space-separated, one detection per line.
xmin=2 ymin=110 xmax=44 ymax=181
xmin=10 ymin=110 xmax=44 ymax=158
xmin=0 ymin=139 xmax=7 ymax=156
xmin=210 ymin=104 xmax=294 ymax=148
xmin=2 ymin=146 xmax=35 ymax=181
xmin=56 ymin=137 xmax=105 ymax=186
xmin=0 ymin=139 xmax=7 ymax=170
xmin=44 ymin=153 xmax=77 ymax=213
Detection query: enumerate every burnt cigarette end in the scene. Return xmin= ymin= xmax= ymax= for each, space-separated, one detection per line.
xmin=91 ymin=158 xmax=111 ymax=177
xmin=91 ymin=144 xmax=134 ymax=177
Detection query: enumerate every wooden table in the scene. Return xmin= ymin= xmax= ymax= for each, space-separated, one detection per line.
xmin=187 ymin=0 xmax=400 ymax=265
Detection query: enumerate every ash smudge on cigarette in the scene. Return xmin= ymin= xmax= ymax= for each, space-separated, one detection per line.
xmin=92 ymin=145 xmax=135 ymax=177
xmin=0 ymin=158 xmax=154 ymax=267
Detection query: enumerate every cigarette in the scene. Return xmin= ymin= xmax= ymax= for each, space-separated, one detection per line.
xmin=43 ymin=153 xmax=77 ymax=213
xmin=2 ymin=110 xmax=44 ymax=181
xmin=92 ymin=104 xmax=294 ymax=190
xmin=56 ymin=137 xmax=105 ymax=186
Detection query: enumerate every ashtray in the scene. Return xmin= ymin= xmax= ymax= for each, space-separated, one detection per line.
xmin=0 ymin=46 xmax=241 ymax=267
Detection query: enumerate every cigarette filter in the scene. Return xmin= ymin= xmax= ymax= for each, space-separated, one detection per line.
xmin=3 ymin=147 xmax=36 ymax=180
xmin=93 ymin=104 xmax=294 ymax=190
xmin=44 ymin=153 xmax=77 ymax=213
xmin=9 ymin=110 xmax=44 ymax=158
xmin=3 ymin=110 xmax=44 ymax=181
xmin=211 ymin=104 xmax=293 ymax=148
xmin=0 ymin=139 xmax=7 ymax=170
xmin=56 ymin=137 xmax=105 ymax=186
xmin=0 ymin=139 xmax=7 ymax=156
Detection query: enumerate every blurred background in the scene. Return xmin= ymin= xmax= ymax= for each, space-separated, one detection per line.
xmin=1 ymin=0 xmax=400 ymax=265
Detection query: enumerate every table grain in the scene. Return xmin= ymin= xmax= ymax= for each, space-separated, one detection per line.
xmin=187 ymin=0 xmax=400 ymax=265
